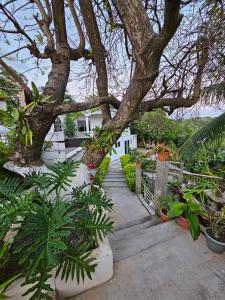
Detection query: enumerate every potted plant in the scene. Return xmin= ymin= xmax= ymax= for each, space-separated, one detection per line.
xmin=0 ymin=90 xmax=7 ymax=101
xmin=0 ymin=161 xmax=113 ymax=299
xmin=167 ymin=191 xmax=204 ymax=240
xmin=153 ymin=143 xmax=172 ymax=161
xmin=159 ymin=195 xmax=178 ymax=222
xmin=204 ymin=207 xmax=225 ymax=253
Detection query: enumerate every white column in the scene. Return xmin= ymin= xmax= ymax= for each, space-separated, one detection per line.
xmin=85 ymin=116 xmax=90 ymax=133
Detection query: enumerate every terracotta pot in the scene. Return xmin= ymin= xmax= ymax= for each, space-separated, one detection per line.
xmin=160 ymin=208 xmax=171 ymax=222
xmin=176 ymin=216 xmax=189 ymax=230
xmin=157 ymin=151 xmax=169 ymax=161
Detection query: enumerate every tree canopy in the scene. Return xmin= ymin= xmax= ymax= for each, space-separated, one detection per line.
xmin=0 ymin=0 xmax=224 ymax=166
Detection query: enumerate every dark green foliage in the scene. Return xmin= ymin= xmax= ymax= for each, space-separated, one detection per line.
xmin=64 ymin=114 xmax=77 ymax=137
xmin=94 ymin=157 xmax=110 ymax=186
xmin=180 ymin=112 xmax=225 ymax=161
xmin=0 ymin=161 xmax=113 ymax=299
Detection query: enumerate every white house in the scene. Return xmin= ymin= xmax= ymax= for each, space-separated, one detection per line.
xmin=73 ymin=110 xmax=137 ymax=161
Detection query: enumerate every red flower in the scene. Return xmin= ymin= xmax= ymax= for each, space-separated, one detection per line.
xmin=87 ymin=162 xmax=96 ymax=169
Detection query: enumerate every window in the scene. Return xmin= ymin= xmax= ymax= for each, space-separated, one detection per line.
xmin=77 ymin=119 xmax=86 ymax=132
xmin=115 ymin=141 xmax=120 ymax=148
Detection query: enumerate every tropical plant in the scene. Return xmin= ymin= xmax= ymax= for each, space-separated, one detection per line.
xmin=167 ymin=190 xmax=205 ymax=240
xmin=180 ymin=112 xmax=225 ymax=161
xmin=0 ymin=161 xmax=113 ymax=299
xmin=82 ymin=126 xmax=117 ymax=156
xmin=64 ymin=113 xmax=77 ymax=137
xmin=208 ymin=207 xmax=225 ymax=241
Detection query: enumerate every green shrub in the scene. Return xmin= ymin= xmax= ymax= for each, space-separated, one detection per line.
xmin=123 ymin=163 xmax=136 ymax=191
xmin=64 ymin=114 xmax=76 ymax=137
xmin=94 ymin=157 xmax=111 ymax=186
xmin=120 ymin=154 xmax=131 ymax=169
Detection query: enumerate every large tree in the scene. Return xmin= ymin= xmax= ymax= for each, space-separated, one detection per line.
xmin=0 ymin=0 xmax=223 ymax=166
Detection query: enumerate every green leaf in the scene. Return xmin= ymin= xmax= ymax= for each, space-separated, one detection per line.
xmin=187 ymin=213 xmax=200 ymax=240
xmin=0 ymin=274 xmax=21 ymax=294
xmin=167 ymin=202 xmax=185 ymax=218
xmin=11 ymin=108 xmax=19 ymax=122
xmin=31 ymin=81 xmax=39 ymax=100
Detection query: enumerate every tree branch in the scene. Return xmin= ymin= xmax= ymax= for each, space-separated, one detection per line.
xmin=0 ymin=57 xmax=33 ymax=101
xmin=53 ymin=95 xmax=120 ymax=116
xmin=141 ymin=38 xmax=209 ymax=112
xmin=67 ymin=0 xmax=85 ymax=51
xmin=79 ymin=0 xmax=111 ymax=122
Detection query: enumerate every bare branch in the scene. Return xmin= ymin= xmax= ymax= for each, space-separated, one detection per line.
xmin=67 ymin=0 xmax=85 ymax=51
xmin=0 ymin=57 xmax=33 ymax=101
xmin=79 ymin=0 xmax=111 ymax=122
xmin=53 ymin=95 xmax=120 ymax=116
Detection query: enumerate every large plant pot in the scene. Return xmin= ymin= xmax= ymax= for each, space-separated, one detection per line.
xmin=157 ymin=151 xmax=169 ymax=161
xmin=159 ymin=208 xmax=171 ymax=222
xmin=5 ymin=238 xmax=113 ymax=299
xmin=176 ymin=216 xmax=189 ymax=230
xmin=204 ymin=227 xmax=225 ymax=254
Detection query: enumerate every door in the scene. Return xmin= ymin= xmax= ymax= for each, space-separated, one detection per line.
xmin=124 ymin=140 xmax=130 ymax=154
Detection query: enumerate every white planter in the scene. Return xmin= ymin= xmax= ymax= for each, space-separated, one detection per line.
xmin=55 ymin=237 xmax=113 ymax=299
xmin=4 ymin=238 xmax=113 ymax=299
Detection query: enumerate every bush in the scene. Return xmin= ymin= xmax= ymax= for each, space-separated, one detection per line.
xmin=64 ymin=114 xmax=76 ymax=137
xmin=120 ymin=154 xmax=131 ymax=169
xmin=94 ymin=157 xmax=111 ymax=186
xmin=123 ymin=163 xmax=136 ymax=191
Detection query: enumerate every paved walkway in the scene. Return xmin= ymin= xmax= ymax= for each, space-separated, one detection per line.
xmin=71 ymin=160 xmax=225 ymax=300
xmin=102 ymin=160 xmax=150 ymax=230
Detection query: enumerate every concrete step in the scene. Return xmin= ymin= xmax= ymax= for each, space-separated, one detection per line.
xmin=104 ymin=178 xmax=126 ymax=183
xmin=102 ymin=182 xmax=128 ymax=188
xmin=105 ymin=175 xmax=124 ymax=179
xmin=110 ymin=221 xmax=182 ymax=262
xmin=109 ymin=215 xmax=161 ymax=241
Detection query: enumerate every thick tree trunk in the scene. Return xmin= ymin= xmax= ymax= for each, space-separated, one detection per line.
xmin=10 ymin=111 xmax=55 ymax=166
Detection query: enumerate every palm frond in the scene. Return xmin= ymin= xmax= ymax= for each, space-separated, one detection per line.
xmin=179 ymin=112 xmax=225 ymax=160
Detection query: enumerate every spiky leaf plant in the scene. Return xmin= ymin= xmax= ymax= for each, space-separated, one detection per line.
xmin=179 ymin=112 xmax=225 ymax=161
xmin=0 ymin=161 xmax=113 ymax=299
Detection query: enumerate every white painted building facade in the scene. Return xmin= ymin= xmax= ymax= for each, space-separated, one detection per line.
xmin=74 ymin=110 xmax=137 ymax=161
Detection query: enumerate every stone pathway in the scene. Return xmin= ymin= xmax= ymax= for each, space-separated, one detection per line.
xmin=102 ymin=159 xmax=153 ymax=231
xmin=71 ymin=160 xmax=225 ymax=300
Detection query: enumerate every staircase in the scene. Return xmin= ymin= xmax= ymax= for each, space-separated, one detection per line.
xmin=109 ymin=215 xmax=162 ymax=262
xmin=102 ymin=163 xmax=127 ymax=188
